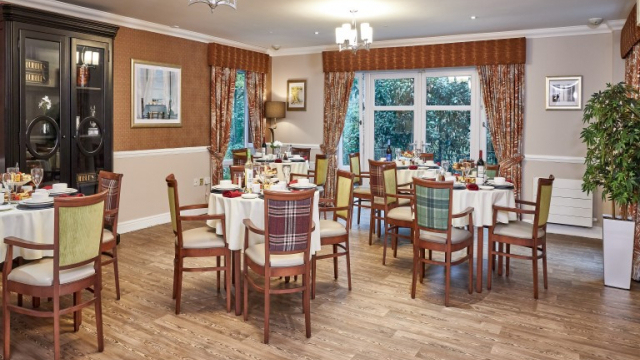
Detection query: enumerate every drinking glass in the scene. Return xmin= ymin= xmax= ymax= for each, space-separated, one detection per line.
xmin=2 ymin=173 xmax=13 ymax=205
xmin=441 ymin=160 xmax=450 ymax=172
xmin=282 ymin=165 xmax=291 ymax=184
xmin=395 ymin=148 xmax=401 ymax=160
xmin=233 ymin=173 xmax=244 ymax=188
xmin=31 ymin=167 xmax=43 ymax=190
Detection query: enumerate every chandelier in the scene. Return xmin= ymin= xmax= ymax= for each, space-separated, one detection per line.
xmin=335 ymin=10 xmax=373 ymax=53
xmin=188 ymin=0 xmax=237 ymax=12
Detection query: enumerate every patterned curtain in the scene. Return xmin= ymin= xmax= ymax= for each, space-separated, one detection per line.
xmin=209 ymin=66 xmax=237 ymax=185
xmin=477 ymin=64 xmax=525 ymax=199
xmin=320 ymin=72 xmax=355 ymax=198
xmin=624 ymin=43 xmax=640 ymax=282
xmin=246 ymin=71 xmax=266 ymax=146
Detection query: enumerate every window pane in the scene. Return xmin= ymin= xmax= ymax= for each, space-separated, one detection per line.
xmin=374 ymin=78 xmax=414 ymax=106
xmin=341 ymin=77 xmax=360 ymax=166
xmin=486 ymin=124 xmax=498 ymax=165
xmin=426 ymin=76 xmax=471 ymax=106
xmin=374 ymin=110 xmax=414 ymax=160
xmin=225 ymin=71 xmax=246 ymax=159
xmin=425 ymin=110 xmax=470 ymax=163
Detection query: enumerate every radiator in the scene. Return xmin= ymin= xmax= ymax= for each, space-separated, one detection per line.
xmin=533 ymin=177 xmax=593 ymax=228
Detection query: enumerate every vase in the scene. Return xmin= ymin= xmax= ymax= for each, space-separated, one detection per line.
xmin=273 ymin=147 xmax=281 ymax=159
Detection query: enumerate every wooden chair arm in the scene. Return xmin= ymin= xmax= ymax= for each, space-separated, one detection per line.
xmin=515 ymin=199 xmax=536 ymax=206
xmin=391 ymin=193 xmax=414 ymax=200
xmin=179 ymin=213 xmax=224 ymax=222
xmin=179 ymin=204 xmax=208 ymax=211
xmin=452 ymin=207 xmax=474 ymax=219
xmin=243 ymin=219 xmax=265 ymax=236
xmin=4 ymin=236 xmax=54 ymax=251
xmin=319 ymin=205 xmax=350 ymax=213
xmin=493 ymin=205 xmax=536 ymax=215
xmin=319 ymin=198 xmax=334 ymax=204
xmin=359 ymin=172 xmax=370 ymax=178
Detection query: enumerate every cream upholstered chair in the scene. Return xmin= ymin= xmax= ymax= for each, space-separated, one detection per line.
xmin=243 ymin=189 xmax=315 ymax=344
xmin=380 ymin=163 xmax=415 ymax=264
xmin=411 ymin=178 xmax=474 ymax=306
xmin=488 ymin=175 xmax=554 ymax=299
xmin=98 ymin=170 xmax=123 ymax=300
xmin=3 ymin=191 xmax=108 ymax=360
xmin=290 ymin=146 xmax=311 ymax=159
xmin=166 ymin=174 xmax=231 ymax=314
xmin=349 ymin=152 xmax=371 ymax=228
xmin=232 ymin=148 xmax=248 ymax=165
xmin=291 ymin=154 xmax=328 ymax=194
xmin=312 ymin=170 xmax=355 ymax=299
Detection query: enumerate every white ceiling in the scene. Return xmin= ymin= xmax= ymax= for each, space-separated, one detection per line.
xmin=51 ymin=0 xmax=635 ymax=50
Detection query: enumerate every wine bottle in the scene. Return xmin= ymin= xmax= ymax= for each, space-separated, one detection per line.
xmin=261 ymin=137 xmax=267 ymax=156
xmin=476 ymin=150 xmax=485 ymax=185
xmin=385 ymin=140 xmax=392 ymax=161
xmin=244 ymin=149 xmax=254 ymax=192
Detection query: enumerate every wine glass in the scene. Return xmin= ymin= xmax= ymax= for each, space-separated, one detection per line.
xmin=441 ymin=160 xmax=450 ymax=173
xmin=7 ymin=167 xmax=18 ymax=199
xmin=2 ymin=173 xmax=13 ymax=205
xmin=31 ymin=167 xmax=43 ymax=190
xmin=395 ymin=148 xmax=401 ymax=160
xmin=282 ymin=164 xmax=291 ymax=184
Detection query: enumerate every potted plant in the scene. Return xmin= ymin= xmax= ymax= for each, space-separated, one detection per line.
xmin=581 ymin=82 xmax=640 ymax=289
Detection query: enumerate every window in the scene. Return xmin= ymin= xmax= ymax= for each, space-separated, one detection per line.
xmin=340 ymin=76 xmax=361 ymax=167
xmin=222 ymin=71 xmax=249 ymax=179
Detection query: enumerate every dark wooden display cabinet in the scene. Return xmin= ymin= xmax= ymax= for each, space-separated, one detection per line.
xmin=0 ymin=4 xmax=118 ymax=194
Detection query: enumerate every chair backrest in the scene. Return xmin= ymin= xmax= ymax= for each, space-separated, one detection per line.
xmin=54 ymin=191 xmax=107 ymax=270
xmin=349 ymin=152 xmax=363 ymax=185
xmin=229 ymin=165 xmax=245 ymax=187
xmin=291 ymin=147 xmax=311 ymax=159
xmin=486 ymin=164 xmax=500 ymax=179
xmin=165 ymin=174 xmax=182 ymax=236
xmin=263 ymin=189 xmax=315 ymax=257
xmin=98 ymin=170 xmax=123 ymax=234
xmin=314 ymin=154 xmax=328 ymax=186
xmin=413 ymin=178 xmax=454 ymax=234
xmin=334 ymin=170 xmax=355 ymax=223
xmin=381 ymin=162 xmax=399 ymax=206
xmin=368 ymin=159 xmax=387 ymax=199
xmin=420 ymin=153 xmax=434 ymax=161
xmin=534 ymin=175 xmax=555 ymax=228
xmin=232 ymin=148 xmax=248 ymax=166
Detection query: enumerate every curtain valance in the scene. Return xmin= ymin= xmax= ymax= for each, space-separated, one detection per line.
xmin=208 ymin=43 xmax=271 ymax=73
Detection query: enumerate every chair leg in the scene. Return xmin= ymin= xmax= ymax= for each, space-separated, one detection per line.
xmin=542 ymin=242 xmax=548 ymax=289
xmin=445 ymin=251 xmax=451 ymax=307
xmin=112 ymin=245 xmax=121 ymax=300
xmin=377 ymin=210 xmax=382 ymax=238
xmin=368 ymin=209 xmax=375 ymax=245
xmin=345 ymin=241 xmax=352 ymax=291
xmin=468 ymin=243 xmax=474 ymax=294
xmin=172 ymin=257 xmax=178 ymax=300
xmin=243 ymin=258 xmax=249 ymax=321
xmin=73 ymin=291 xmax=82 ymax=332
xmin=357 ymin=199 xmax=362 ymax=225
xmin=32 ymin=297 xmax=40 ymax=309
xmin=53 ymin=296 xmax=61 ymax=360
xmin=304 ymin=264 xmax=312 ymax=338
xmin=487 ymin=238 xmax=494 ymax=290
xmin=411 ymin=246 xmax=419 ymax=299
xmin=420 ymin=249 xmax=425 ymax=283
xmin=393 ymin=228 xmax=398 ymax=258
xmin=225 ymin=253 xmax=232 ymax=313
xmin=3 ymin=285 xmax=11 ymax=360
xmin=532 ymin=246 xmax=539 ymax=299
xmin=506 ymin=244 xmax=511 ymax=277
xmin=216 ymin=256 xmax=221 ymax=293
xmin=95 ymin=273 xmax=105 ymax=352
xmin=498 ymin=243 xmax=504 ymax=276
xmin=382 ymin=225 xmax=389 ymax=265
xmin=175 ymin=257 xmax=184 ymax=315
xmin=333 ymin=244 xmax=338 ymax=280
xmin=264 ymin=275 xmax=271 ymax=344
xmin=311 ymin=254 xmax=317 ymax=300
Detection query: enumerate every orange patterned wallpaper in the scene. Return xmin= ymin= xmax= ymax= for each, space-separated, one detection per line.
xmin=113 ymin=27 xmax=210 ymax=151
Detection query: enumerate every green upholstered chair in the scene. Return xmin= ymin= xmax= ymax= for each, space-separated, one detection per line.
xmin=486 ymin=164 xmax=500 ymax=180
xmin=313 ymin=170 xmax=355 ymax=299
xmin=349 ymin=152 xmax=371 ymax=228
xmin=411 ymin=178 xmax=474 ymax=306
xmin=3 ymin=191 xmax=108 ymax=360
xmin=488 ymin=175 xmax=555 ymax=299
xmin=380 ymin=162 xmax=415 ymax=264
xmin=98 ymin=170 xmax=123 ymax=300
xmin=166 ymin=174 xmax=231 ymax=315
xmin=232 ymin=148 xmax=248 ymax=165
xmin=291 ymin=154 xmax=328 ymax=194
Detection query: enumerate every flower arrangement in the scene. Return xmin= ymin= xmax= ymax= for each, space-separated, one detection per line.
xmin=270 ymin=140 xmax=283 ymax=148
xmin=38 ymin=96 xmax=52 ymax=114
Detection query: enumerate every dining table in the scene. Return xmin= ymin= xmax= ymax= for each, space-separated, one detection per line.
xmin=255 ymin=159 xmax=309 ymax=182
xmin=206 ymin=189 xmax=322 ymax=315
xmin=0 ymin=204 xmax=54 ymax=261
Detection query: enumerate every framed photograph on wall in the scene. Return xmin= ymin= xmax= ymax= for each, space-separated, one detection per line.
xmin=546 ymin=76 xmax=582 ymax=110
xmin=131 ymin=59 xmax=182 ymax=127
xmin=287 ymin=79 xmax=307 ymax=111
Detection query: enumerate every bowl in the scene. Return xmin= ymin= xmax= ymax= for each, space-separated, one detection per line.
xmin=298 ymin=179 xmax=310 ymax=185
xmin=493 ymin=177 xmax=506 ymax=185
xmin=31 ymin=192 xmax=49 ymax=202
xmin=219 ymin=180 xmax=232 ymax=186
xmin=426 ymin=160 xmax=435 ymax=166
xmin=52 ymin=183 xmax=67 ymax=191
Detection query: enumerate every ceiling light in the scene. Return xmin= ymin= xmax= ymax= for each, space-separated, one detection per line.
xmin=171 ymin=25 xmax=180 ymax=28
xmin=470 ymin=15 xmax=477 ymax=20
xmin=335 ymin=10 xmax=373 ymax=53
xmin=188 ymin=0 xmax=236 ymax=12
xmin=315 ymin=31 xmax=319 ymax=35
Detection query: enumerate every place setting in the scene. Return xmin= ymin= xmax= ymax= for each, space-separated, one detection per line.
xmin=17 ymin=189 xmax=54 ymax=210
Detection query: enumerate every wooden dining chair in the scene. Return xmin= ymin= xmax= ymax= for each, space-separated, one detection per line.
xmin=229 ymin=165 xmax=245 ymax=187
xmin=166 ymin=174 xmax=231 ymax=314
xmin=486 ymin=164 xmax=500 ymax=179
xmin=349 ymin=152 xmax=371 ymax=228
xmin=488 ymin=175 xmax=554 ymax=299
xmin=232 ymin=148 xmax=248 ymax=165
xmin=290 ymin=146 xmax=311 ymax=159
xmin=312 ymin=170 xmax=354 ymax=299
xmin=411 ymin=178 xmax=474 ymax=306
xmin=3 ymin=191 xmax=108 ymax=360
xmin=419 ymin=153 xmax=434 ymax=162
xmin=379 ymin=162 xmax=415 ymax=264
xmin=291 ymin=154 xmax=328 ymax=193
xmin=98 ymin=170 xmax=123 ymax=300
xmin=242 ymin=189 xmax=315 ymax=344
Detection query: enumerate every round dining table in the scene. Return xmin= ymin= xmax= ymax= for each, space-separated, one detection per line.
xmin=254 ymin=159 xmax=309 ymax=182
xmin=0 ymin=205 xmax=54 ymax=261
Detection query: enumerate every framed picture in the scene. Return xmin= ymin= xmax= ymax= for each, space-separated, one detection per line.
xmin=131 ymin=59 xmax=181 ymax=127
xmin=287 ymin=79 xmax=307 ymax=111
xmin=546 ymin=76 xmax=582 ymax=110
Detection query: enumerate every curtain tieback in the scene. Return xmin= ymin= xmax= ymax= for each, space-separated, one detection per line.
xmin=499 ymin=153 xmax=524 ymax=170
xmin=208 ymin=147 xmax=225 ymax=162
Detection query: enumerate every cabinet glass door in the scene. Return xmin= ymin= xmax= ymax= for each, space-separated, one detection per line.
xmin=20 ymin=32 xmax=69 ymax=186
xmin=71 ymin=39 xmax=107 ymax=194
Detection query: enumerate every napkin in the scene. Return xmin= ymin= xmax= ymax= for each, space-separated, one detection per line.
xmin=408 ymin=165 xmax=418 ymax=170
xmin=506 ymin=178 xmax=513 ymax=184
xmin=274 ymin=159 xmax=282 ymax=163
xmin=57 ymin=193 xmax=84 ymax=198
xmin=288 ymin=179 xmax=298 ymax=186
xmin=43 ymin=185 xmax=53 ymax=190
xmin=466 ymin=183 xmax=479 ymax=191
xmin=222 ymin=190 xmax=243 ymax=198
xmin=303 ymin=156 xmax=308 ymax=161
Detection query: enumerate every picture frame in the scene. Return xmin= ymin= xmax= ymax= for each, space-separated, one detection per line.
xmin=287 ymin=79 xmax=307 ymax=111
xmin=131 ymin=59 xmax=182 ymax=127
xmin=546 ymin=76 xmax=582 ymax=110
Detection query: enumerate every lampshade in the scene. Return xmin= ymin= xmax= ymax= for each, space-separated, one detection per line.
xmin=265 ymin=101 xmax=286 ymax=119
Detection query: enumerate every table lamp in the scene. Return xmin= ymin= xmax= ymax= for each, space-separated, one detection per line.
xmin=264 ymin=101 xmax=286 ymax=142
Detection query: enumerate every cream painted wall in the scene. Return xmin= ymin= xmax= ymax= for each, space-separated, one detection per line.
xmin=114 ymin=149 xmax=210 ymax=231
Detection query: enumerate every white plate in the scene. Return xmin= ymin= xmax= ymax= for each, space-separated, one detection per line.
xmin=0 ymin=204 xmax=13 ymax=211
xmin=479 ymin=185 xmax=495 ymax=190
xmin=241 ymin=193 xmax=259 ymax=199
xmin=21 ymin=197 xmax=54 ymax=205
xmin=289 ymin=183 xmax=317 ymax=189
xmin=488 ymin=181 xmax=513 ymax=186
xmin=212 ymin=185 xmax=240 ymax=191
xmin=49 ymin=188 xmax=77 ymax=195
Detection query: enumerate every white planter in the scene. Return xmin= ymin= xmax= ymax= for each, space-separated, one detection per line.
xmin=603 ymin=216 xmax=635 ymax=289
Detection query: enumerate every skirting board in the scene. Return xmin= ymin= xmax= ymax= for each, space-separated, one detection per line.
xmin=522 ymin=218 xmax=602 ymax=239
xmin=118 ymin=209 xmax=207 ymax=234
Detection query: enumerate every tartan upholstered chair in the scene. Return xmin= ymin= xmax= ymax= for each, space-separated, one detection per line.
xmin=232 ymin=148 xmax=248 ymax=165
xmin=486 ymin=164 xmax=500 ymax=179
xmin=411 ymin=178 xmax=474 ymax=307
xmin=380 ymin=163 xmax=415 ymax=265
xmin=419 ymin=153 xmax=435 ymax=162
xmin=488 ymin=175 xmax=555 ymax=299
xmin=349 ymin=152 xmax=371 ymax=228
xmin=290 ymin=146 xmax=311 ymax=159
xmin=98 ymin=170 xmax=123 ymax=300
xmin=312 ymin=170 xmax=355 ymax=299
xmin=243 ymin=189 xmax=316 ymax=344
xmin=291 ymin=154 xmax=329 ymax=194
xmin=3 ymin=191 xmax=108 ymax=360
xmin=166 ymin=174 xmax=231 ymax=314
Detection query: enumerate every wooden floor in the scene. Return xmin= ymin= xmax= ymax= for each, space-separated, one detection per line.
xmin=2 ymin=211 xmax=640 ymax=360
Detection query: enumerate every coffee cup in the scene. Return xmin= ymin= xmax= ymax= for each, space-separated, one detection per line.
xmin=31 ymin=191 xmax=48 ymax=202
xmin=379 ymin=157 xmax=387 ymax=161
xmin=219 ymin=180 xmax=232 ymax=186
xmin=52 ymin=183 xmax=67 ymax=191
xmin=445 ymin=176 xmax=457 ymax=182
xmin=426 ymin=160 xmax=435 ymax=166
xmin=494 ymin=177 xmax=506 ymax=185
xmin=251 ymin=183 xmax=261 ymax=194
xmin=22 ymin=185 xmax=33 ymax=192
xmin=254 ymin=152 xmax=263 ymax=158
xmin=298 ymin=178 xmax=310 ymax=185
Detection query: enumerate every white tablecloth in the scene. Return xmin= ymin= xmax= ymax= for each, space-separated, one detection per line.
xmin=452 ymin=188 xmax=517 ymax=227
xmin=0 ymin=205 xmax=54 ymax=261
xmin=267 ymin=161 xmax=309 ymax=182
xmin=397 ymin=169 xmax=430 ymax=185
xmin=207 ymin=192 xmax=321 ymax=253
